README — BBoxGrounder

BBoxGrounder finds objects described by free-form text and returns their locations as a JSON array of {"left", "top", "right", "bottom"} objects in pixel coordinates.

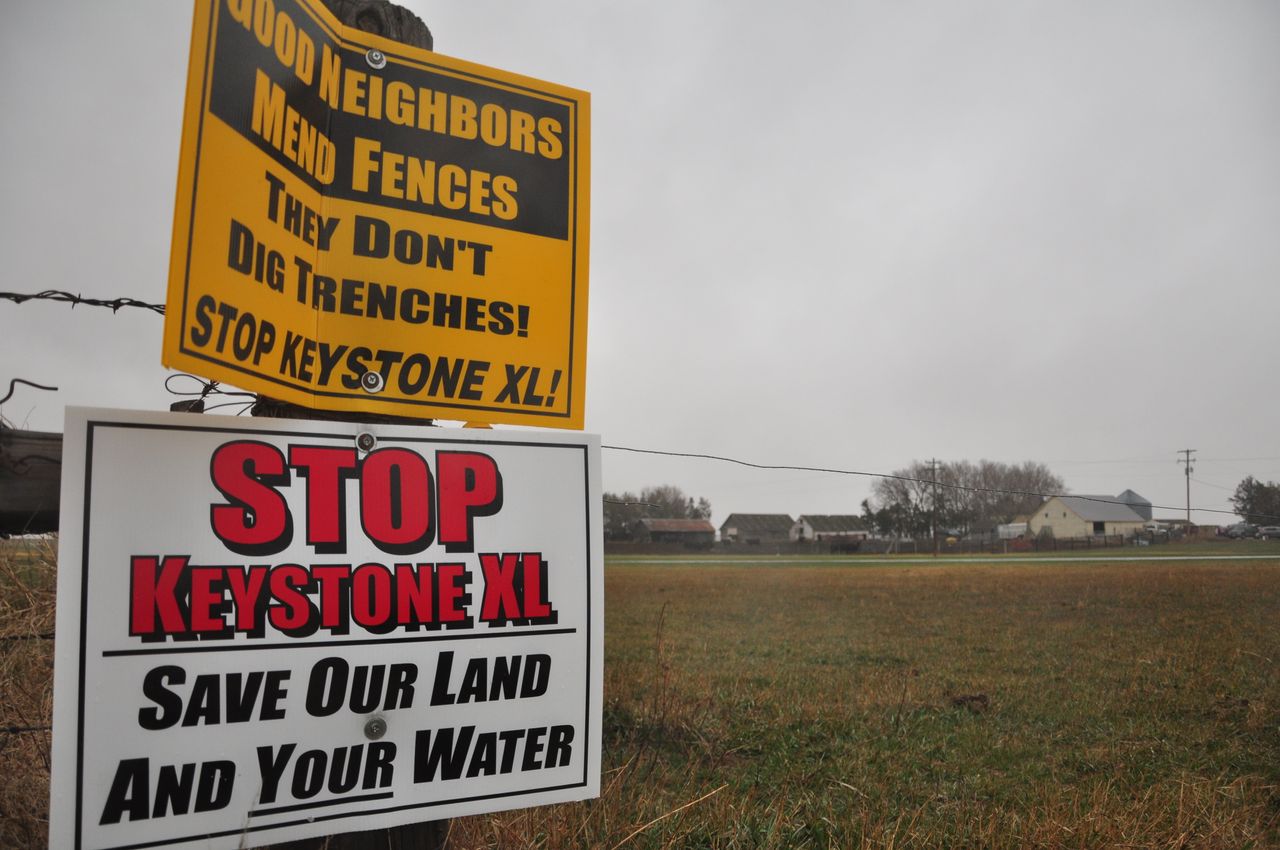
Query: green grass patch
[
  {"left": 607, "top": 536, "right": 1280, "bottom": 564},
  {"left": 0, "top": 537, "right": 56, "bottom": 849}
]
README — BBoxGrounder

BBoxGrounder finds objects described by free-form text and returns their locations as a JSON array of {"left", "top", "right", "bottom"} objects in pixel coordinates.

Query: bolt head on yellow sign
[{"left": 164, "top": 0, "right": 590, "bottom": 428}]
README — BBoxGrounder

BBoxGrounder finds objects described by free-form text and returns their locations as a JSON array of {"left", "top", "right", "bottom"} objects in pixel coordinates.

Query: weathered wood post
[{"left": 261, "top": 4, "right": 447, "bottom": 848}]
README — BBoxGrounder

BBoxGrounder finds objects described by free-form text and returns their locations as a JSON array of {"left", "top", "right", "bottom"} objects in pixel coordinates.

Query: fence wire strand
[
  {"left": 0, "top": 378, "right": 58, "bottom": 408},
  {"left": 0, "top": 290, "right": 164, "bottom": 315}
]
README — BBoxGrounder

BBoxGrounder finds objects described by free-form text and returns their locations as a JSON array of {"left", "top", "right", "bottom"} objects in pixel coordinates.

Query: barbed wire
[{"left": 0, "top": 290, "right": 164, "bottom": 314}]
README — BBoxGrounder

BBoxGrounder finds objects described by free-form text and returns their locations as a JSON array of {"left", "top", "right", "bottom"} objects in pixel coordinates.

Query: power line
[
  {"left": 1046, "top": 455, "right": 1173, "bottom": 465},
  {"left": 1191, "top": 477, "right": 1237, "bottom": 493}
]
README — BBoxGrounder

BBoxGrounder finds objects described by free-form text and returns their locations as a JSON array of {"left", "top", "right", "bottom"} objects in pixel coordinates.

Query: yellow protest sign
[{"left": 164, "top": 0, "right": 590, "bottom": 428}]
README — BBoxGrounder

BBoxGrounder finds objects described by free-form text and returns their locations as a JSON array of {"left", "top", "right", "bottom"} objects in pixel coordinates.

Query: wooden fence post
[{"left": 261, "top": 4, "right": 448, "bottom": 848}]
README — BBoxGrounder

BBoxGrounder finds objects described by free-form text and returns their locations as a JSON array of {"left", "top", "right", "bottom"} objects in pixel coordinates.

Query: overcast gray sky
[{"left": 3, "top": 1, "right": 1279, "bottom": 526}]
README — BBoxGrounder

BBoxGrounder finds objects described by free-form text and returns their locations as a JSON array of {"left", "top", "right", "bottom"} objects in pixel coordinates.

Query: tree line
[
  {"left": 598, "top": 468, "right": 1280, "bottom": 545},
  {"left": 1229, "top": 476, "right": 1280, "bottom": 525},
  {"left": 603, "top": 485, "right": 711, "bottom": 541},
  {"left": 862, "top": 460, "right": 1063, "bottom": 538}
]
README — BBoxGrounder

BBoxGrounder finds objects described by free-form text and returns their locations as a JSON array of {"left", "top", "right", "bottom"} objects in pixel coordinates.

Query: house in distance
[
  {"left": 790, "top": 515, "right": 871, "bottom": 543},
  {"left": 719, "top": 514, "right": 794, "bottom": 545},
  {"left": 631, "top": 518, "right": 716, "bottom": 547}
]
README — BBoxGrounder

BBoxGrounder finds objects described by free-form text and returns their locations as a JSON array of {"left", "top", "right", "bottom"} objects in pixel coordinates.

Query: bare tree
[
  {"left": 603, "top": 485, "right": 711, "bottom": 541},
  {"left": 867, "top": 460, "right": 1063, "bottom": 537}
]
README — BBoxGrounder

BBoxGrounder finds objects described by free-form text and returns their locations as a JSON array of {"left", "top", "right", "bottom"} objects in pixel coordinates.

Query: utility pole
[
  {"left": 929, "top": 458, "right": 940, "bottom": 557},
  {"left": 1177, "top": 449, "right": 1196, "bottom": 526}
]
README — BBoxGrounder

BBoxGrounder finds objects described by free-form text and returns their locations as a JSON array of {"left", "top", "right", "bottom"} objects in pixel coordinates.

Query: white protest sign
[{"left": 51, "top": 407, "right": 602, "bottom": 849}]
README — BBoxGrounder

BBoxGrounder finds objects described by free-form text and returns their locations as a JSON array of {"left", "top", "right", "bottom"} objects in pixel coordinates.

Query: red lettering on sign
[
  {"left": 351, "top": 563, "right": 394, "bottom": 628},
  {"left": 128, "top": 559, "right": 477, "bottom": 639},
  {"left": 436, "top": 563, "right": 471, "bottom": 624},
  {"left": 130, "top": 555, "right": 191, "bottom": 637},
  {"left": 206, "top": 442, "right": 505, "bottom": 558},
  {"left": 189, "top": 567, "right": 227, "bottom": 633},
  {"left": 224, "top": 566, "right": 268, "bottom": 632},
  {"left": 268, "top": 563, "right": 311, "bottom": 631},
  {"left": 437, "top": 452, "right": 502, "bottom": 552},
  {"left": 311, "top": 564, "right": 352, "bottom": 629},
  {"left": 210, "top": 442, "right": 292, "bottom": 555},
  {"left": 361, "top": 448, "right": 434, "bottom": 554},
  {"left": 289, "top": 445, "right": 358, "bottom": 553},
  {"left": 477, "top": 552, "right": 556, "bottom": 626},
  {"left": 478, "top": 553, "right": 519, "bottom": 622},
  {"left": 521, "top": 553, "right": 554, "bottom": 619}
]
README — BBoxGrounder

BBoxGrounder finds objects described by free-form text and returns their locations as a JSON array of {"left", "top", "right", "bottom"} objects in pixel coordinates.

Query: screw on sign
[
  {"left": 258, "top": 5, "right": 445, "bottom": 850},
  {"left": 360, "top": 369, "right": 385, "bottom": 394}
]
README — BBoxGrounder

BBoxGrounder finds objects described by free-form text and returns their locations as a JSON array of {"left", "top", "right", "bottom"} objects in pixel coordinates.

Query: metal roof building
[{"left": 1029, "top": 492, "right": 1148, "bottom": 538}]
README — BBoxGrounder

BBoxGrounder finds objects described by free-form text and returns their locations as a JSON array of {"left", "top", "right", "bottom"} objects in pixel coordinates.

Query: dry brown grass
[
  {"left": 0, "top": 538, "right": 55, "bottom": 848},
  {"left": 447, "top": 558, "right": 1280, "bottom": 848},
  {"left": 5, "top": 548, "right": 1280, "bottom": 848}
]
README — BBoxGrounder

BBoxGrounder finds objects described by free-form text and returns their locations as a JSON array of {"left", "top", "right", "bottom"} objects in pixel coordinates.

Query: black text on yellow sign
[{"left": 164, "top": 0, "right": 590, "bottom": 427}]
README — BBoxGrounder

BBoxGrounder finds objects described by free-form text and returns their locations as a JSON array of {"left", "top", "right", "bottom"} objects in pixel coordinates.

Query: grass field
[
  {"left": 459, "top": 551, "right": 1280, "bottom": 848},
  {"left": 3, "top": 542, "right": 1279, "bottom": 848},
  {"left": 0, "top": 538, "right": 55, "bottom": 850}
]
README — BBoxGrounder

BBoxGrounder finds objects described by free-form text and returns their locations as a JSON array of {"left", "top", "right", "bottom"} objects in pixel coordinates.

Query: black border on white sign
[{"left": 73, "top": 417, "right": 595, "bottom": 850}]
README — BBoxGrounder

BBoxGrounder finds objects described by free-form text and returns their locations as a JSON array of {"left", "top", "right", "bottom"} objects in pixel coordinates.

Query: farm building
[
  {"left": 631, "top": 518, "right": 716, "bottom": 546},
  {"left": 791, "top": 515, "right": 871, "bottom": 542},
  {"left": 719, "top": 513, "right": 794, "bottom": 545},
  {"left": 1029, "top": 493, "right": 1147, "bottom": 538},
  {"left": 1116, "top": 489, "right": 1153, "bottom": 521}
]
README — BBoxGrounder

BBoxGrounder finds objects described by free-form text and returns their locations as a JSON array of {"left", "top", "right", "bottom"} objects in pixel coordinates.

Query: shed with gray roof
[
  {"left": 1029, "top": 492, "right": 1148, "bottom": 538},
  {"left": 791, "top": 515, "right": 871, "bottom": 542},
  {"left": 719, "top": 513, "right": 794, "bottom": 545}
]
